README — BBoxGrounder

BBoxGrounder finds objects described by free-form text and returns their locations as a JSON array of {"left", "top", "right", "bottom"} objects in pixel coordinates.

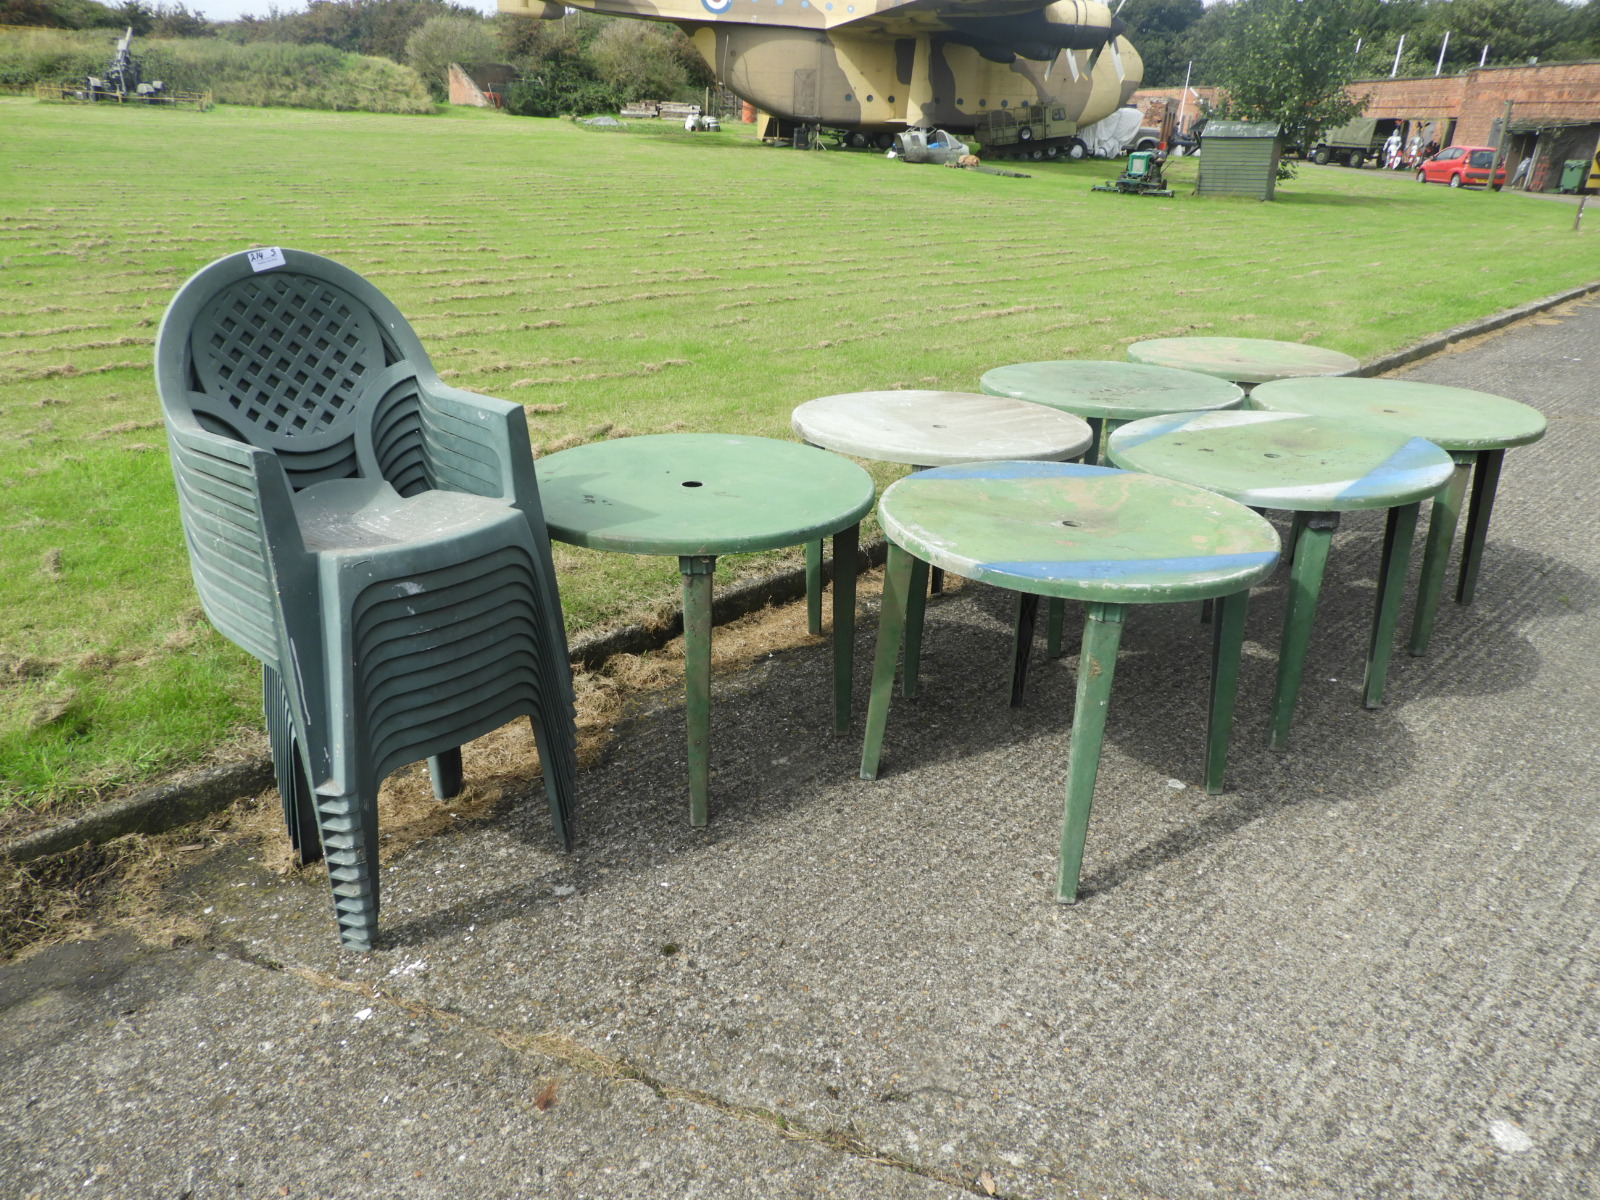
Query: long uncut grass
[
  {"left": 0, "top": 28, "right": 433, "bottom": 112},
  {"left": 3, "top": 97, "right": 1599, "bottom": 804}
]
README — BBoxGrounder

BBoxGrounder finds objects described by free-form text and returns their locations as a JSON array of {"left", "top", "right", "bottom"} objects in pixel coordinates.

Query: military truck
[
  {"left": 1304, "top": 117, "right": 1395, "bottom": 168},
  {"left": 976, "top": 104, "right": 1089, "bottom": 161}
]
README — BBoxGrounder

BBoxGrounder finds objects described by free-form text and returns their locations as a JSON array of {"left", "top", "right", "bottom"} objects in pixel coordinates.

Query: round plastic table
[
  {"left": 979, "top": 360, "right": 1244, "bottom": 463},
  {"left": 1107, "top": 410, "right": 1455, "bottom": 749},
  {"left": 793, "top": 389, "right": 1094, "bottom": 688},
  {"left": 1250, "top": 376, "right": 1547, "bottom": 654},
  {"left": 859, "top": 461, "right": 1280, "bottom": 904},
  {"left": 1127, "top": 337, "right": 1359, "bottom": 387},
  {"left": 537, "top": 434, "right": 875, "bottom": 826}
]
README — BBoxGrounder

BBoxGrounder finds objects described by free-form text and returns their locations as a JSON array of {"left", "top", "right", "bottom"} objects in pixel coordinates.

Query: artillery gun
[{"left": 84, "top": 27, "right": 164, "bottom": 102}]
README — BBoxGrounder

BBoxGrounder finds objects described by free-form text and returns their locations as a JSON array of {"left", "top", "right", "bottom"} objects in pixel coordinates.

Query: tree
[
  {"left": 1206, "top": 0, "right": 1367, "bottom": 162},
  {"left": 585, "top": 19, "right": 704, "bottom": 100},
  {"left": 406, "top": 13, "right": 496, "bottom": 95},
  {"left": 1118, "top": 0, "right": 1205, "bottom": 88}
]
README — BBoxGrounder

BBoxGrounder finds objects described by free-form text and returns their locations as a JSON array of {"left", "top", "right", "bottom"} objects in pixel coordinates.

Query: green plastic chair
[{"left": 156, "top": 248, "right": 578, "bottom": 951}]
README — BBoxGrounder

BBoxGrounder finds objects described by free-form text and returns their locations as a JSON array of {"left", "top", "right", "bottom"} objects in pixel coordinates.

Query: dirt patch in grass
[{"left": 0, "top": 573, "right": 905, "bottom": 962}]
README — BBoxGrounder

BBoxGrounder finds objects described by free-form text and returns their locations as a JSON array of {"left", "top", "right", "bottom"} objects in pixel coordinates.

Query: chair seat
[{"left": 293, "top": 478, "right": 517, "bottom": 553}]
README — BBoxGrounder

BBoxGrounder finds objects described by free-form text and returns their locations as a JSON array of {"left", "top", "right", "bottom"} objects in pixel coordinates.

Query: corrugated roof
[{"left": 1205, "top": 121, "right": 1282, "bottom": 138}]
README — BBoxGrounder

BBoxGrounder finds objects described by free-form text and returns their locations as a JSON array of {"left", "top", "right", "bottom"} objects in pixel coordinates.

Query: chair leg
[
  {"left": 680, "top": 554, "right": 717, "bottom": 828},
  {"left": 860, "top": 543, "right": 916, "bottom": 780},
  {"left": 1056, "top": 602, "right": 1126, "bottom": 904},
  {"left": 1269, "top": 511, "right": 1337, "bottom": 751},
  {"left": 527, "top": 710, "right": 575, "bottom": 851},
  {"left": 902, "top": 555, "right": 930, "bottom": 700},
  {"left": 1011, "top": 592, "right": 1040, "bottom": 707},
  {"left": 1363, "top": 502, "right": 1419, "bottom": 710},
  {"left": 831, "top": 523, "right": 859, "bottom": 732},
  {"left": 428, "top": 748, "right": 464, "bottom": 800},
  {"left": 805, "top": 539, "right": 824, "bottom": 636},
  {"left": 264, "top": 665, "right": 321, "bottom": 865},
  {"left": 313, "top": 782, "right": 380, "bottom": 952},
  {"left": 1205, "top": 589, "right": 1251, "bottom": 795},
  {"left": 1456, "top": 447, "right": 1503, "bottom": 606},
  {"left": 1409, "top": 455, "right": 1472, "bottom": 656}
]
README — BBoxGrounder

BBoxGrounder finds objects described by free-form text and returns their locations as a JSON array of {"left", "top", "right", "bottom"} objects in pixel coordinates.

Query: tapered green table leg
[
  {"left": 1057, "top": 602, "right": 1126, "bottom": 904},
  {"left": 903, "top": 555, "right": 930, "bottom": 700},
  {"left": 860, "top": 543, "right": 917, "bottom": 780},
  {"left": 1409, "top": 456, "right": 1472, "bottom": 656},
  {"left": 680, "top": 554, "right": 716, "bottom": 827},
  {"left": 805, "top": 539, "right": 823, "bottom": 636},
  {"left": 1084, "top": 416, "right": 1105, "bottom": 465},
  {"left": 1010, "top": 592, "right": 1039, "bottom": 707},
  {"left": 1269, "top": 512, "right": 1337, "bottom": 751},
  {"left": 1363, "top": 501, "right": 1418, "bottom": 710},
  {"left": 1457, "top": 447, "right": 1503, "bottom": 606},
  {"left": 1047, "top": 598, "right": 1065, "bottom": 658},
  {"left": 1204, "top": 589, "right": 1250, "bottom": 795},
  {"left": 831, "top": 523, "right": 859, "bottom": 731}
]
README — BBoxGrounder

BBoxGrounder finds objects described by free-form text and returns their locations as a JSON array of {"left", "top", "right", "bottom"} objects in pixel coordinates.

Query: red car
[{"left": 1416, "top": 146, "right": 1506, "bottom": 189}]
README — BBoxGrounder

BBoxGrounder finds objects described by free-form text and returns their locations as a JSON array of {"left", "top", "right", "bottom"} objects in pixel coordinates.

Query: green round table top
[
  {"left": 536, "top": 434, "right": 875, "bottom": 556},
  {"left": 1249, "top": 376, "right": 1548, "bottom": 452},
  {"left": 1127, "top": 337, "right": 1359, "bottom": 385},
  {"left": 979, "top": 360, "right": 1244, "bottom": 420},
  {"left": 877, "top": 461, "right": 1280, "bottom": 604},
  {"left": 1106, "top": 410, "right": 1456, "bottom": 512}
]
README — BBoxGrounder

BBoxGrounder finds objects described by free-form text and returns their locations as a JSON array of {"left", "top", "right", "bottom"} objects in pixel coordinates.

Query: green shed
[{"left": 1197, "top": 121, "right": 1283, "bottom": 200}]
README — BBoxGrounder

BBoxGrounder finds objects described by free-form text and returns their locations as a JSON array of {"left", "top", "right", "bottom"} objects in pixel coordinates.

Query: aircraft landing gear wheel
[
  {"left": 847, "top": 131, "right": 869, "bottom": 149},
  {"left": 875, "top": 132, "right": 895, "bottom": 151},
  {"left": 1064, "top": 138, "right": 1087, "bottom": 161}
]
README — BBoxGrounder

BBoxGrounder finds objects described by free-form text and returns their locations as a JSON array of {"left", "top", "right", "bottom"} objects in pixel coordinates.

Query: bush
[{"left": 404, "top": 13, "right": 495, "bottom": 97}]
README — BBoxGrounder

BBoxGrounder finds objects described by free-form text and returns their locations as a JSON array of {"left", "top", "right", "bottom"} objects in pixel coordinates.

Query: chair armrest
[
  {"left": 416, "top": 379, "right": 543, "bottom": 512},
  {"left": 164, "top": 418, "right": 328, "bottom": 760}
]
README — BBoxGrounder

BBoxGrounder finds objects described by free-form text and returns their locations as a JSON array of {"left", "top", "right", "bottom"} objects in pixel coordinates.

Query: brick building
[{"left": 1133, "top": 60, "right": 1600, "bottom": 192}]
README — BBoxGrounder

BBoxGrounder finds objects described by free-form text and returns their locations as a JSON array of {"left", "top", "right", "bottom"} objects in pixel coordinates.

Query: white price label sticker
[{"left": 246, "top": 246, "right": 286, "bottom": 273}]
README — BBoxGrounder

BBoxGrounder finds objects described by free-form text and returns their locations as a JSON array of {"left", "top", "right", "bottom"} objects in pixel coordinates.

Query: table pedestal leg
[
  {"left": 805, "top": 540, "right": 823, "bottom": 635},
  {"left": 1057, "top": 602, "right": 1126, "bottom": 904},
  {"left": 832, "top": 523, "right": 859, "bottom": 732},
  {"left": 1011, "top": 592, "right": 1039, "bottom": 707},
  {"left": 1457, "top": 447, "right": 1503, "bottom": 605},
  {"left": 903, "top": 556, "right": 930, "bottom": 699},
  {"left": 1084, "top": 417, "right": 1105, "bottom": 465},
  {"left": 1205, "top": 589, "right": 1250, "bottom": 795},
  {"left": 1363, "top": 502, "right": 1419, "bottom": 709},
  {"left": 1047, "top": 598, "right": 1065, "bottom": 658},
  {"left": 1269, "top": 511, "right": 1337, "bottom": 751},
  {"left": 680, "top": 554, "right": 716, "bottom": 827},
  {"left": 1409, "top": 455, "right": 1473, "bottom": 656},
  {"left": 860, "top": 543, "right": 917, "bottom": 780}
]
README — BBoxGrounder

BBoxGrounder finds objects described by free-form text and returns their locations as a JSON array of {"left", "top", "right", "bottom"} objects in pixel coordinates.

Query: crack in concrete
[{"left": 215, "top": 940, "right": 1016, "bottom": 1198}]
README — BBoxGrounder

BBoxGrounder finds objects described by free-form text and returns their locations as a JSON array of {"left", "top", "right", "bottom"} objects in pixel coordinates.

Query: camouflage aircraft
[{"left": 498, "top": 0, "right": 1144, "bottom": 146}]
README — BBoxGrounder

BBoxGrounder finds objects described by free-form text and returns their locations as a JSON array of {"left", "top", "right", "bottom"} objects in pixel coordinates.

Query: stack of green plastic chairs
[{"left": 155, "top": 248, "right": 578, "bottom": 951}]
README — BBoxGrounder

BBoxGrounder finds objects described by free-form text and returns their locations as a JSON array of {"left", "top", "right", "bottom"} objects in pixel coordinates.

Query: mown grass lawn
[{"left": 3, "top": 96, "right": 1598, "bottom": 806}]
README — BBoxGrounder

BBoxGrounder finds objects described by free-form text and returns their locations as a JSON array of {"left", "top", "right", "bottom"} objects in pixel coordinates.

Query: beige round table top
[
  {"left": 791, "top": 390, "right": 1093, "bottom": 467},
  {"left": 1128, "top": 337, "right": 1360, "bottom": 385}
]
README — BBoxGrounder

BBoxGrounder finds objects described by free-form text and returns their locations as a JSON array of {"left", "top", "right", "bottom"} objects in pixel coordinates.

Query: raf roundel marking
[{"left": 701, "top": 0, "right": 732, "bottom": 13}]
